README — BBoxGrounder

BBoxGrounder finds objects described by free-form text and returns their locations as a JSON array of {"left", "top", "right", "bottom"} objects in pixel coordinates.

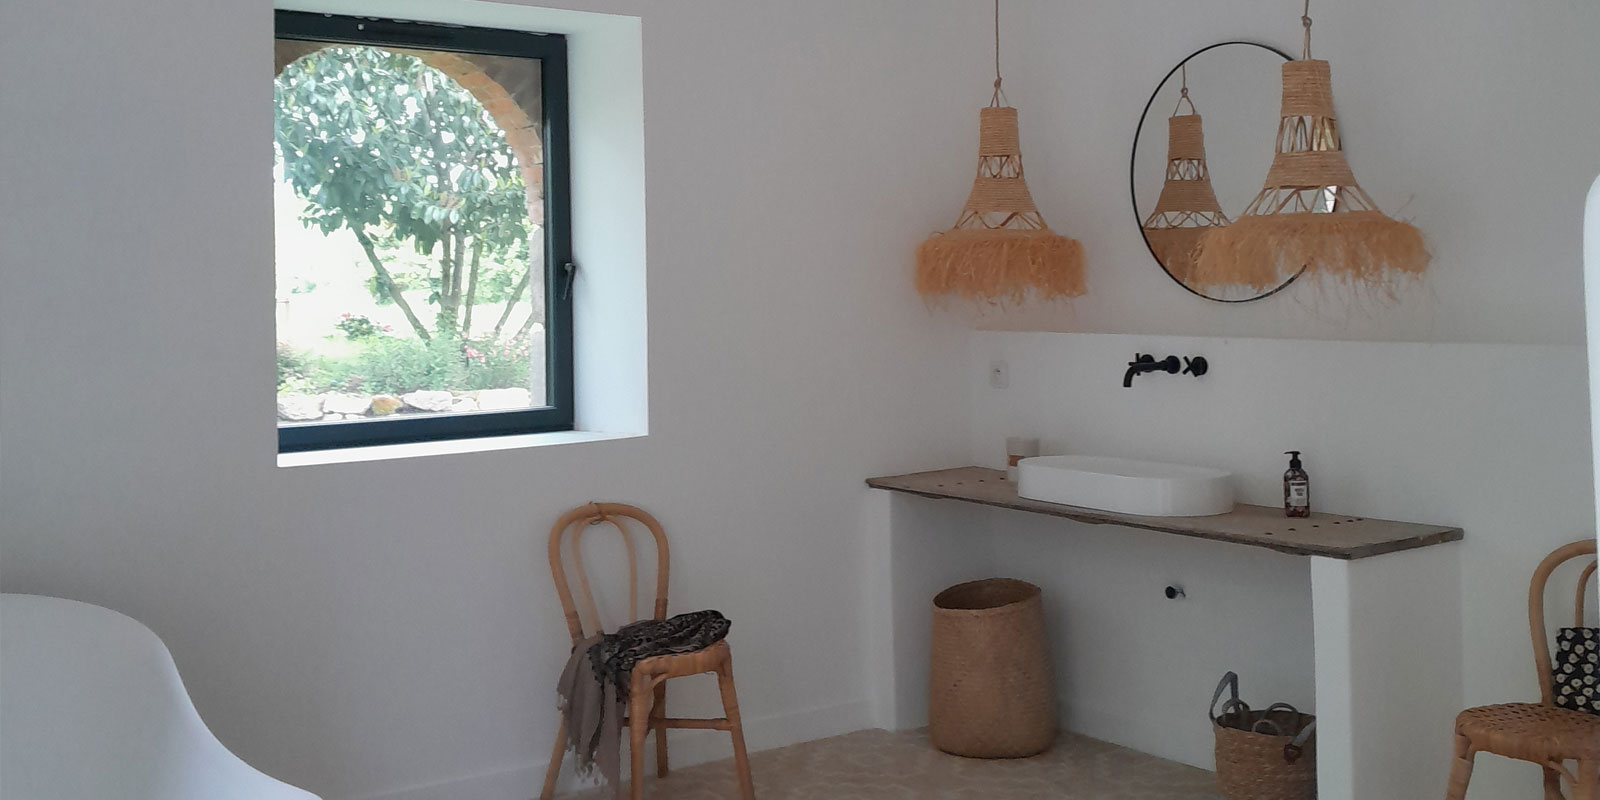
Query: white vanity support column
[
  {"left": 1583, "top": 171, "right": 1600, "bottom": 559},
  {"left": 863, "top": 490, "right": 999, "bottom": 731},
  {"left": 1311, "top": 545, "right": 1463, "bottom": 800}
]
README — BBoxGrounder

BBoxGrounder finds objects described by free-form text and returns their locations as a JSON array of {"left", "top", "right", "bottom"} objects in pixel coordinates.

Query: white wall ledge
[{"left": 277, "top": 429, "right": 643, "bottom": 468}]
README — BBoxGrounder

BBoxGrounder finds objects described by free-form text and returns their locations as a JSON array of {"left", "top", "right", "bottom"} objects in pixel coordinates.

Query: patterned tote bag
[{"left": 1553, "top": 627, "right": 1599, "bottom": 716}]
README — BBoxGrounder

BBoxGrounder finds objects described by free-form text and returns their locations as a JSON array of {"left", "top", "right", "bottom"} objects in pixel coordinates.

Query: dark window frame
[{"left": 274, "top": 10, "right": 574, "bottom": 453}]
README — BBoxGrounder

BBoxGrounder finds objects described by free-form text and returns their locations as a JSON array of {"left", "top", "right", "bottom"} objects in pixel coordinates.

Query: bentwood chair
[
  {"left": 539, "top": 503, "right": 755, "bottom": 800},
  {"left": 1445, "top": 539, "right": 1599, "bottom": 800}
]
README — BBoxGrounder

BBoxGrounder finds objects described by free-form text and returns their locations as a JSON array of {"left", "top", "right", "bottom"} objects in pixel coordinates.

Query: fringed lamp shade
[
  {"left": 1191, "top": 59, "right": 1428, "bottom": 290},
  {"left": 1142, "top": 112, "right": 1229, "bottom": 285},
  {"left": 916, "top": 106, "right": 1085, "bottom": 304}
]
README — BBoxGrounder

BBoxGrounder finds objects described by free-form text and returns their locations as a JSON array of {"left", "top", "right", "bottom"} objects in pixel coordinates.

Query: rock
[
  {"left": 322, "top": 413, "right": 344, "bottom": 421},
  {"left": 323, "top": 394, "right": 372, "bottom": 416},
  {"left": 369, "top": 395, "right": 403, "bottom": 416},
  {"left": 401, "top": 390, "right": 455, "bottom": 413},
  {"left": 277, "top": 394, "right": 323, "bottom": 421},
  {"left": 451, "top": 397, "right": 479, "bottom": 413},
  {"left": 477, "top": 387, "right": 532, "bottom": 411}
]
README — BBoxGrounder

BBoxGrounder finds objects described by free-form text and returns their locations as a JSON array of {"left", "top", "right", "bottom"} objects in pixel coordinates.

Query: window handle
[{"left": 561, "top": 262, "right": 577, "bottom": 300}]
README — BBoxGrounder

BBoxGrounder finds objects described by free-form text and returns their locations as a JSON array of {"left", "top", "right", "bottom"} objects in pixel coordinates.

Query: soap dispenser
[{"left": 1284, "top": 451, "right": 1310, "bottom": 518}]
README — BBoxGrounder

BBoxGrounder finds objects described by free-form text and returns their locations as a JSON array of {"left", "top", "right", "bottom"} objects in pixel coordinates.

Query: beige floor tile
[{"left": 562, "top": 729, "right": 1221, "bottom": 799}]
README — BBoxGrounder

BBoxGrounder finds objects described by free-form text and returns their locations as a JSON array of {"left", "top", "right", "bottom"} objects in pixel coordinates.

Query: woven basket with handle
[
  {"left": 929, "top": 578, "right": 1056, "bottom": 758},
  {"left": 1211, "top": 672, "right": 1317, "bottom": 800}
]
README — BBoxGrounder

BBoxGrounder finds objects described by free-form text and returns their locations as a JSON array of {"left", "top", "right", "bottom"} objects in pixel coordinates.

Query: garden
[{"left": 273, "top": 45, "right": 546, "bottom": 423}]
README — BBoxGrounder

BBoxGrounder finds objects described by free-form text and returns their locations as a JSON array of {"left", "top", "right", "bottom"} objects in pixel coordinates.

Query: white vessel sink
[{"left": 1016, "top": 455, "right": 1235, "bottom": 517}]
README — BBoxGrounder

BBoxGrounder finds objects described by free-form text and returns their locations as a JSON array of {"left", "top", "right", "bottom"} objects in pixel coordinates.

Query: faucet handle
[{"left": 1183, "top": 356, "right": 1209, "bottom": 377}]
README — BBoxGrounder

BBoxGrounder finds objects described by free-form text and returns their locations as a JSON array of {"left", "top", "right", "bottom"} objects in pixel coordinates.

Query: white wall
[
  {"left": 926, "top": 0, "right": 1598, "bottom": 795},
  {"left": 4, "top": 0, "right": 1595, "bottom": 798},
  {"left": 988, "top": 0, "right": 1600, "bottom": 345},
  {"left": 964, "top": 333, "right": 1592, "bottom": 792},
  {"left": 0, "top": 1, "right": 982, "bottom": 798}
]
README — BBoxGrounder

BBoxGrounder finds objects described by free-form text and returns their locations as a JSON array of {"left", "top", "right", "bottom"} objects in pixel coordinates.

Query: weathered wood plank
[{"left": 865, "top": 466, "right": 1462, "bottom": 560}]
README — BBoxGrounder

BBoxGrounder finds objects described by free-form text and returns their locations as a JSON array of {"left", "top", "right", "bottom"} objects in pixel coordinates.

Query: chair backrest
[
  {"left": 1530, "top": 539, "right": 1598, "bottom": 705},
  {"left": 0, "top": 594, "right": 319, "bottom": 800},
  {"left": 547, "top": 502, "right": 670, "bottom": 644}
]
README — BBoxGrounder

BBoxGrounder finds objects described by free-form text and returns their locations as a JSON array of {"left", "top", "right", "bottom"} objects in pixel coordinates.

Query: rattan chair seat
[
  {"left": 1456, "top": 703, "right": 1600, "bottom": 762},
  {"left": 632, "top": 639, "right": 731, "bottom": 681}
]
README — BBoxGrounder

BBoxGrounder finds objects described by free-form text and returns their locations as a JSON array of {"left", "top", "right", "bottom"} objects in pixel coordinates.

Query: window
[{"left": 274, "top": 11, "right": 572, "bottom": 452}]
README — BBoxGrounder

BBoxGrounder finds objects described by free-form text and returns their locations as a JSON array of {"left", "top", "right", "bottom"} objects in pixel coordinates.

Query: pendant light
[
  {"left": 1191, "top": 0, "right": 1429, "bottom": 291},
  {"left": 915, "top": 0, "right": 1085, "bottom": 304},
  {"left": 1142, "top": 66, "right": 1230, "bottom": 286}
]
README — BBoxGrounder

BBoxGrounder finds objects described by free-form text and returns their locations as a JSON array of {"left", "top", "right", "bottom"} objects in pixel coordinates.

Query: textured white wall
[
  {"left": 4, "top": 1, "right": 1596, "bottom": 798},
  {"left": 985, "top": 0, "right": 1600, "bottom": 345},
  {"left": 965, "top": 332, "right": 1592, "bottom": 795},
  {"left": 935, "top": 1, "right": 1599, "bottom": 794},
  {"left": 0, "top": 1, "right": 980, "bottom": 798}
]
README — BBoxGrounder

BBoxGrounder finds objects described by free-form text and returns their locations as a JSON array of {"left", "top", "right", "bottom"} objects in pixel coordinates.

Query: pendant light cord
[
  {"left": 1172, "top": 63, "right": 1197, "bottom": 116},
  {"left": 990, "top": 0, "right": 1008, "bottom": 107},
  {"left": 1301, "top": 0, "right": 1313, "bottom": 60}
]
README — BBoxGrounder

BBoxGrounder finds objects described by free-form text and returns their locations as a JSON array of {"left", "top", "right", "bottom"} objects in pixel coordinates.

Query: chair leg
[
  {"left": 1549, "top": 766, "right": 1572, "bottom": 800},
  {"left": 1572, "top": 760, "right": 1599, "bottom": 800},
  {"left": 629, "top": 680, "right": 652, "bottom": 800},
  {"left": 716, "top": 658, "right": 755, "bottom": 800},
  {"left": 1445, "top": 733, "right": 1474, "bottom": 800},
  {"left": 539, "top": 711, "right": 567, "bottom": 800},
  {"left": 652, "top": 682, "right": 669, "bottom": 778}
]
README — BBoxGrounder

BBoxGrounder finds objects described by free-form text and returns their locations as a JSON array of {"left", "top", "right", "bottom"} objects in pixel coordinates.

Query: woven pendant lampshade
[
  {"left": 1191, "top": 2, "right": 1428, "bottom": 291},
  {"left": 1142, "top": 74, "right": 1229, "bottom": 286},
  {"left": 915, "top": 2, "right": 1084, "bottom": 304}
]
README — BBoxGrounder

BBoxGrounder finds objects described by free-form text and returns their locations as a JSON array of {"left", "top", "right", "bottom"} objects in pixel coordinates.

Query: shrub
[
  {"left": 283, "top": 334, "right": 532, "bottom": 397},
  {"left": 459, "top": 336, "right": 533, "bottom": 391},
  {"left": 277, "top": 341, "right": 310, "bottom": 391},
  {"left": 335, "top": 313, "right": 390, "bottom": 340},
  {"left": 315, "top": 336, "right": 456, "bottom": 394}
]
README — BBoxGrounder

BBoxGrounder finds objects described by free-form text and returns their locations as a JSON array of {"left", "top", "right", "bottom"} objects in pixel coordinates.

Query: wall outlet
[{"left": 989, "top": 359, "right": 1009, "bottom": 389}]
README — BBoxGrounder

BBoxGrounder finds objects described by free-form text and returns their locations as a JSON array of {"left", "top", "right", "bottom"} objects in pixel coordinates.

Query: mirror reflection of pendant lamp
[
  {"left": 915, "top": 0, "right": 1085, "bottom": 305},
  {"left": 1191, "top": 0, "right": 1429, "bottom": 291},
  {"left": 1141, "top": 67, "right": 1230, "bottom": 286}
]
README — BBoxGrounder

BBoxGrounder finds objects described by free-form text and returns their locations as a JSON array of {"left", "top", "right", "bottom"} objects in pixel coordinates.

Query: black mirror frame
[{"left": 1130, "top": 41, "right": 1300, "bottom": 304}]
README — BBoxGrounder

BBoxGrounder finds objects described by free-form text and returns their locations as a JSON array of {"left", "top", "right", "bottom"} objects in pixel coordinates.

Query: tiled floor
[{"left": 564, "top": 728, "right": 1220, "bottom": 799}]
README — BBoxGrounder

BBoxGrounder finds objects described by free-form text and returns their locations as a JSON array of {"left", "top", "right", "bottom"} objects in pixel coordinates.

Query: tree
[{"left": 274, "top": 46, "right": 537, "bottom": 342}]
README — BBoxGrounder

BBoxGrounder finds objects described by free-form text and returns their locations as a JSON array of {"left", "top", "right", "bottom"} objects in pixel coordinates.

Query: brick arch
[{"left": 273, "top": 42, "right": 544, "bottom": 223}]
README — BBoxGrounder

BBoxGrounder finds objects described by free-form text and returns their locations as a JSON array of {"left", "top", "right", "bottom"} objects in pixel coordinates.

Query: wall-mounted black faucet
[{"left": 1123, "top": 353, "right": 1208, "bottom": 388}]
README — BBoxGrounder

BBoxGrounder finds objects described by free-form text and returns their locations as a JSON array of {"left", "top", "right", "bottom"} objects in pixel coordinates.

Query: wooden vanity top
[{"left": 865, "top": 467, "right": 1462, "bottom": 560}]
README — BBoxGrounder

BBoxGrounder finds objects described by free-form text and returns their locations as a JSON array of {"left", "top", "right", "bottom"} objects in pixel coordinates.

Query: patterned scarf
[{"left": 556, "top": 610, "right": 731, "bottom": 795}]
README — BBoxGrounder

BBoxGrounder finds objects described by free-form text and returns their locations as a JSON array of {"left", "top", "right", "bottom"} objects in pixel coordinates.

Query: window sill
[{"left": 276, "top": 429, "right": 643, "bottom": 468}]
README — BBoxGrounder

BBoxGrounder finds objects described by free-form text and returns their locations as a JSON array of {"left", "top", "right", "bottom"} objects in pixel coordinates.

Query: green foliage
[
  {"left": 274, "top": 46, "right": 538, "bottom": 338},
  {"left": 324, "top": 336, "right": 468, "bottom": 395},
  {"left": 277, "top": 341, "right": 311, "bottom": 392},
  {"left": 291, "top": 335, "right": 531, "bottom": 396},
  {"left": 458, "top": 337, "right": 534, "bottom": 391},
  {"left": 335, "top": 313, "right": 389, "bottom": 340}
]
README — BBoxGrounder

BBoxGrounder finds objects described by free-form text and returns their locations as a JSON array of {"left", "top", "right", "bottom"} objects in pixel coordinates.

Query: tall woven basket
[
  {"left": 930, "top": 578, "right": 1056, "bottom": 758},
  {"left": 1210, "top": 672, "right": 1317, "bottom": 800}
]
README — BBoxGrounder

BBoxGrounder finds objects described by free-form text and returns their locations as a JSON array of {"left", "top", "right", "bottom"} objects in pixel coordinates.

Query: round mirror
[{"left": 1132, "top": 42, "right": 1297, "bottom": 302}]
